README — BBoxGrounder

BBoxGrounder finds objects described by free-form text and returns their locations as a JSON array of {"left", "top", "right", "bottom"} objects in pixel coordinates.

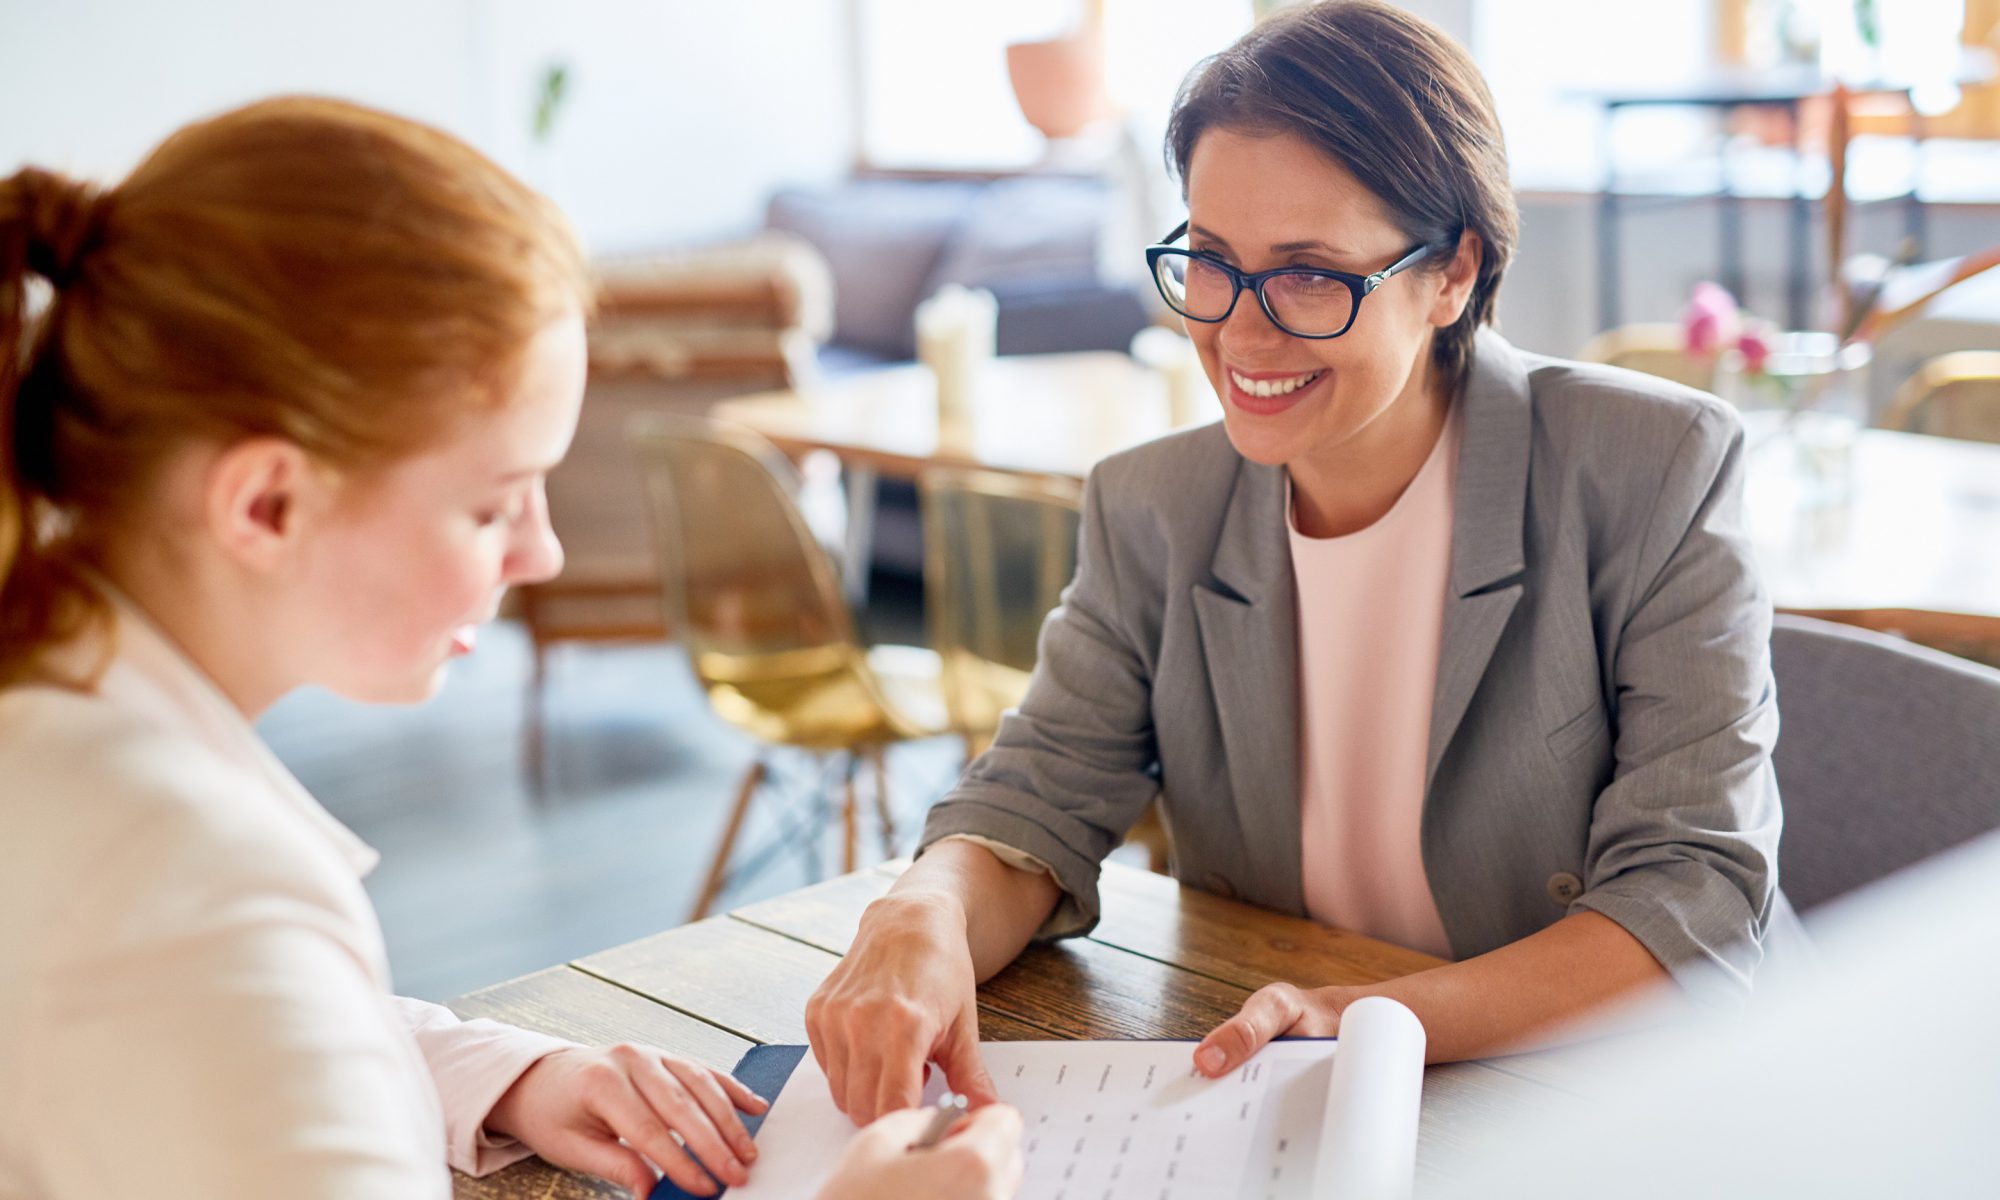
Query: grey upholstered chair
[{"left": 1771, "top": 615, "right": 2000, "bottom": 914}]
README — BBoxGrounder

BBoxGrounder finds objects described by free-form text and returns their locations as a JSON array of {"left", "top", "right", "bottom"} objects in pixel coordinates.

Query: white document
[{"left": 728, "top": 996, "right": 1425, "bottom": 1200}]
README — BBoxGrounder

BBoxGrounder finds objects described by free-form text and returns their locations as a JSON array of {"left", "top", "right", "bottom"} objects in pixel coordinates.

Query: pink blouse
[{"left": 1288, "top": 406, "right": 1462, "bottom": 960}]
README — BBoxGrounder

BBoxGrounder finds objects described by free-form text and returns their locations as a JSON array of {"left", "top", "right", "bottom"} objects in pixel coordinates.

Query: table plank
[
  {"left": 454, "top": 868, "right": 1575, "bottom": 1199},
  {"left": 577, "top": 916, "right": 841, "bottom": 1045},
  {"left": 731, "top": 864, "right": 1258, "bottom": 1040},
  {"left": 978, "top": 939, "right": 1251, "bottom": 1041},
  {"left": 455, "top": 1160, "right": 620, "bottom": 1200},
  {"left": 857, "top": 858, "right": 1446, "bottom": 991},
  {"left": 728, "top": 868, "right": 894, "bottom": 955},
  {"left": 450, "top": 966, "right": 754, "bottom": 1071},
  {"left": 1092, "top": 863, "right": 1446, "bottom": 989},
  {"left": 448, "top": 968, "right": 752, "bottom": 1200}
]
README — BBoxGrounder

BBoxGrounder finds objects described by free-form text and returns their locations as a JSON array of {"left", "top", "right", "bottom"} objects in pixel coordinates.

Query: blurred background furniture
[
  {"left": 765, "top": 175, "right": 1151, "bottom": 375},
  {"left": 913, "top": 466, "right": 1174, "bottom": 872},
  {"left": 517, "top": 236, "right": 832, "bottom": 789},
  {"left": 763, "top": 175, "right": 1154, "bottom": 580},
  {"left": 1853, "top": 250, "right": 2000, "bottom": 416},
  {"left": 628, "top": 413, "right": 945, "bottom": 920},
  {"left": 1738, "top": 409, "right": 2000, "bottom": 664},
  {"left": 1586, "top": 70, "right": 1941, "bottom": 332},
  {"left": 725, "top": 350, "right": 2000, "bottom": 668},
  {"left": 714, "top": 351, "right": 1204, "bottom": 482},
  {"left": 1769, "top": 615, "right": 2000, "bottom": 915},
  {"left": 1576, "top": 323, "right": 1722, "bottom": 390},
  {"left": 918, "top": 467, "right": 1082, "bottom": 759},
  {"left": 1882, "top": 349, "right": 2000, "bottom": 441}
]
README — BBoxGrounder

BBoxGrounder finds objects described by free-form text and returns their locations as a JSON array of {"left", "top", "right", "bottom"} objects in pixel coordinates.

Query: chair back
[
  {"left": 1771, "top": 615, "right": 2000, "bottom": 912},
  {"left": 1880, "top": 351, "right": 2000, "bottom": 445},
  {"left": 628, "top": 413, "right": 895, "bottom": 746},
  {"left": 1577, "top": 323, "right": 1717, "bottom": 392},
  {"left": 918, "top": 468, "right": 1083, "bottom": 749}
]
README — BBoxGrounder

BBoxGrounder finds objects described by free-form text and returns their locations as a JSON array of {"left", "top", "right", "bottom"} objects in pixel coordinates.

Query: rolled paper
[{"left": 1312, "top": 996, "right": 1427, "bottom": 1200}]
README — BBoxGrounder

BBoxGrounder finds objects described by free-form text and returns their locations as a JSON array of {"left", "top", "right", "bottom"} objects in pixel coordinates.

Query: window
[{"left": 854, "top": 0, "right": 1253, "bottom": 171}]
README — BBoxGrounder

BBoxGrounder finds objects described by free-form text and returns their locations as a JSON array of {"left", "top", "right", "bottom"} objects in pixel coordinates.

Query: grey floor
[{"left": 258, "top": 612, "right": 966, "bottom": 1001}]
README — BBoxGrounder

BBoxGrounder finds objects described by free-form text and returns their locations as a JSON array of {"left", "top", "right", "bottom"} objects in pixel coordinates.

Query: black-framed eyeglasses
[{"left": 1144, "top": 220, "right": 1435, "bottom": 340}]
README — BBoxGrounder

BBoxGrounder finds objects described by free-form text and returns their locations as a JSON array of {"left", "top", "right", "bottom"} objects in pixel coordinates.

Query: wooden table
[
  {"left": 448, "top": 860, "right": 1572, "bottom": 1198},
  {"left": 716, "top": 353, "right": 2000, "bottom": 644}
]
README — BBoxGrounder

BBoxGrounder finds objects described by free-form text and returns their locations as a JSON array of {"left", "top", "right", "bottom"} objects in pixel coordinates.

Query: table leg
[
  {"left": 1596, "top": 107, "right": 1621, "bottom": 331},
  {"left": 1905, "top": 104, "right": 1928, "bottom": 255},
  {"left": 1719, "top": 128, "right": 1747, "bottom": 308},
  {"left": 842, "top": 463, "right": 877, "bottom": 609},
  {"left": 1789, "top": 99, "right": 1812, "bottom": 330}
]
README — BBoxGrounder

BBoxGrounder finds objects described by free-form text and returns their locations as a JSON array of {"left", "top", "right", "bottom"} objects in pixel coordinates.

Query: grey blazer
[{"left": 919, "top": 328, "right": 1796, "bottom": 994}]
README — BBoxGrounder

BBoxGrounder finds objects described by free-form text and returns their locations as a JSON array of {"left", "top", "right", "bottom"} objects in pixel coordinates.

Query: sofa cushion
[
  {"left": 766, "top": 181, "right": 980, "bottom": 359},
  {"left": 925, "top": 175, "right": 1110, "bottom": 295}
]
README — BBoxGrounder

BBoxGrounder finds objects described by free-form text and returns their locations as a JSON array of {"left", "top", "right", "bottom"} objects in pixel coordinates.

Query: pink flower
[
  {"left": 1682, "top": 282, "right": 1739, "bottom": 356},
  {"left": 1736, "top": 322, "right": 1774, "bottom": 374}
]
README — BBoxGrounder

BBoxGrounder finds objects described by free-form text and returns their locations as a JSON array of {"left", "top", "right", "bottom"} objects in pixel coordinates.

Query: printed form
[{"left": 726, "top": 997, "right": 1425, "bottom": 1200}]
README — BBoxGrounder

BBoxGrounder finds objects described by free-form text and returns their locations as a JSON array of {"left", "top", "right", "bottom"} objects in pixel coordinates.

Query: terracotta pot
[{"left": 1005, "top": 30, "right": 1109, "bottom": 140}]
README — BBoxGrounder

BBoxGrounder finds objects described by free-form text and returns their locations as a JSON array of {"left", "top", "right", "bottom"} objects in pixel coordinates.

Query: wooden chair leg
[
  {"left": 867, "top": 745, "right": 897, "bottom": 858},
  {"left": 691, "top": 758, "right": 766, "bottom": 921},
  {"left": 841, "top": 754, "right": 860, "bottom": 874}
]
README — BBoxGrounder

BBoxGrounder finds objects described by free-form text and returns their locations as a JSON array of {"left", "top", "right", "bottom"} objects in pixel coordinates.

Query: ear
[
  {"left": 200, "top": 438, "right": 328, "bottom": 571},
  {"left": 1427, "top": 230, "right": 1484, "bottom": 329}
]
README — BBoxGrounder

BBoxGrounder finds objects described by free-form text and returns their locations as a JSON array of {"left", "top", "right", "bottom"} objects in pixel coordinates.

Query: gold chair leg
[
  {"left": 842, "top": 756, "right": 860, "bottom": 874},
  {"left": 866, "top": 745, "right": 896, "bottom": 858},
  {"left": 691, "top": 758, "right": 766, "bottom": 921}
]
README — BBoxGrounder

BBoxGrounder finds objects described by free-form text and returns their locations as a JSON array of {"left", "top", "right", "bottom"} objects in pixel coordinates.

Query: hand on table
[
  {"left": 817, "top": 1104, "right": 1025, "bottom": 1200},
  {"left": 805, "top": 893, "right": 999, "bottom": 1124},
  {"left": 484, "top": 1043, "right": 768, "bottom": 1198},
  {"left": 1194, "top": 982, "right": 1357, "bottom": 1077}
]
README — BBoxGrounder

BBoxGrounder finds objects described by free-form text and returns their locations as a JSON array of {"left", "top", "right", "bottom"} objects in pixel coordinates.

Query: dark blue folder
[{"left": 650, "top": 1044, "right": 809, "bottom": 1200}]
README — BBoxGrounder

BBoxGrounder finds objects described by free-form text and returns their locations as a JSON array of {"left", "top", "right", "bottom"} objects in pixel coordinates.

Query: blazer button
[
  {"left": 1547, "top": 872, "right": 1584, "bottom": 904},
  {"left": 1204, "top": 872, "right": 1238, "bottom": 901}
]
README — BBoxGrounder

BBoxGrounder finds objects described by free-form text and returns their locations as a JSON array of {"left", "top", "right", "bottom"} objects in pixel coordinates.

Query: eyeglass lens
[{"left": 1152, "top": 253, "right": 1354, "bottom": 337}]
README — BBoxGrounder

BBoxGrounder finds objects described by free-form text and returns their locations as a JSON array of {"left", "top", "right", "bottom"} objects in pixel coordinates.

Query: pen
[{"left": 909, "top": 1092, "right": 969, "bottom": 1150}]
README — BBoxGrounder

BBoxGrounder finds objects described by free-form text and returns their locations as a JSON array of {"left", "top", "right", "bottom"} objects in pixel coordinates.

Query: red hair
[{"left": 0, "top": 96, "right": 590, "bottom": 685}]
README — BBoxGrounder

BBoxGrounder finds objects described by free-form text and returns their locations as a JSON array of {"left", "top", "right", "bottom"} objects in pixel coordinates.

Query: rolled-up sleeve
[
  {"left": 391, "top": 996, "right": 574, "bottom": 1177},
  {"left": 1573, "top": 403, "right": 1782, "bottom": 996},
  {"left": 918, "top": 461, "right": 1162, "bottom": 939}
]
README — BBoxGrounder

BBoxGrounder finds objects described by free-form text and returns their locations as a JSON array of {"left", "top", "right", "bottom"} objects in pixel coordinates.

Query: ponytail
[{"left": 0, "top": 168, "right": 114, "bottom": 687}]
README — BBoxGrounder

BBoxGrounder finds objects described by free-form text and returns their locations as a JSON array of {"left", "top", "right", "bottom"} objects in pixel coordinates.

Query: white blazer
[{"left": 0, "top": 597, "right": 575, "bottom": 1198}]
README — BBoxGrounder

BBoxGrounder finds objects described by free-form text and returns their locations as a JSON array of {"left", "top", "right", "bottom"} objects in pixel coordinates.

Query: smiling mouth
[{"left": 1229, "top": 368, "right": 1326, "bottom": 398}]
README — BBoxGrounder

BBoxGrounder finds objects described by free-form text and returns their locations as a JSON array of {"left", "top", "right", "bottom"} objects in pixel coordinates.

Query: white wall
[{"left": 0, "top": 0, "right": 857, "bottom": 252}]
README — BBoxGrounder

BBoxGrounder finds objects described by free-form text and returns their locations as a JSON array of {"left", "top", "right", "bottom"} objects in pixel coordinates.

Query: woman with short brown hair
[{"left": 809, "top": 0, "right": 1799, "bottom": 1122}]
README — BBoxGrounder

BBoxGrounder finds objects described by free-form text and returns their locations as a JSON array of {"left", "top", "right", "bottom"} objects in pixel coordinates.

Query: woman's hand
[
  {"left": 1194, "top": 982, "right": 1357, "bottom": 1077},
  {"left": 806, "top": 892, "right": 999, "bottom": 1125},
  {"left": 816, "top": 1104, "right": 1025, "bottom": 1200},
  {"left": 484, "top": 1044, "right": 768, "bottom": 1198}
]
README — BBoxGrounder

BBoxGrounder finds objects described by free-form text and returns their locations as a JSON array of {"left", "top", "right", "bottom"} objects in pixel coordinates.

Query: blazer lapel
[
  {"left": 1191, "top": 458, "right": 1304, "bottom": 914},
  {"left": 1427, "top": 328, "right": 1533, "bottom": 790}
]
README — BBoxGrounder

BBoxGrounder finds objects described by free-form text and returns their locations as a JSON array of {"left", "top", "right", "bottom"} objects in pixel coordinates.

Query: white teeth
[{"left": 1230, "top": 369, "right": 1323, "bottom": 398}]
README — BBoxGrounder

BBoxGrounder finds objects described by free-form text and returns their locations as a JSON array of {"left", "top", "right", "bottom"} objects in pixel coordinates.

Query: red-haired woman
[{"left": 0, "top": 98, "right": 1019, "bottom": 1200}]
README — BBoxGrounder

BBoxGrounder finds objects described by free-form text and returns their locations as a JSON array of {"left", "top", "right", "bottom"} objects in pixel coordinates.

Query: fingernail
[{"left": 1196, "top": 1046, "right": 1224, "bottom": 1073}]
